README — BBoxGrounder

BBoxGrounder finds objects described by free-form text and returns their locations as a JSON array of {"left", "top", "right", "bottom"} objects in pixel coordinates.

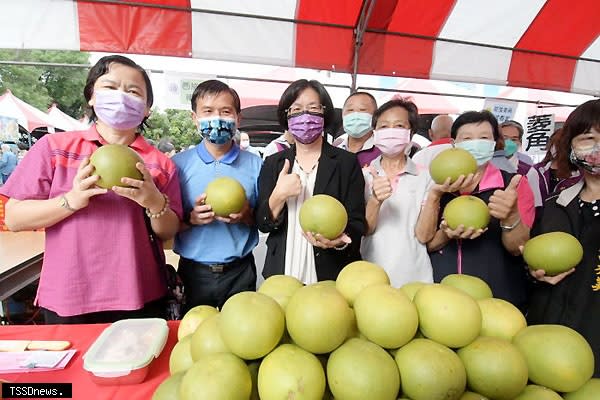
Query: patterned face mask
[
  {"left": 570, "top": 142, "right": 600, "bottom": 175},
  {"left": 197, "top": 117, "right": 236, "bottom": 145}
]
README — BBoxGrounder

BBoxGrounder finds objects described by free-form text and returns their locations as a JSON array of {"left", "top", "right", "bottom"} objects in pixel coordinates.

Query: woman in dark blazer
[{"left": 256, "top": 80, "right": 366, "bottom": 283}]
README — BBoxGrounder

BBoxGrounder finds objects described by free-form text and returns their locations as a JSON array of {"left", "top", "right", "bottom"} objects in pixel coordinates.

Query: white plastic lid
[{"left": 83, "top": 318, "right": 168, "bottom": 376}]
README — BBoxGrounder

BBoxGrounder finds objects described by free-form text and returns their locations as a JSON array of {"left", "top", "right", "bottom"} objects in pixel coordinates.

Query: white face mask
[{"left": 240, "top": 139, "right": 250, "bottom": 149}]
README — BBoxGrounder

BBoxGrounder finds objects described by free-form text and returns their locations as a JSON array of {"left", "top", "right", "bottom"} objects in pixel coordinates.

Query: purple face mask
[
  {"left": 93, "top": 90, "right": 147, "bottom": 130},
  {"left": 287, "top": 112, "right": 324, "bottom": 144}
]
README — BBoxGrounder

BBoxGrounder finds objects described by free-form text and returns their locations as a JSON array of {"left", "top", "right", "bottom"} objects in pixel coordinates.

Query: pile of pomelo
[{"left": 154, "top": 261, "right": 597, "bottom": 400}]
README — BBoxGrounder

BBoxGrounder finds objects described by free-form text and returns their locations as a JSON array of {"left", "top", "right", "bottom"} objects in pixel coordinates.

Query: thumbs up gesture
[
  {"left": 488, "top": 174, "right": 521, "bottom": 223},
  {"left": 369, "top": 166, "right": 393, "bottom": 203},
  {"left": 273, "top": 159, "right": 302, "bottom": 200}
]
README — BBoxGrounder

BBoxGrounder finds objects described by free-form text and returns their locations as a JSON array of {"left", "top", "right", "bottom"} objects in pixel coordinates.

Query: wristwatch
[
  {"left": 500, "top": 217, "right": 521, "bottom": 232},
  {"left": 59, "top": 195, "right": 77, "bottom": 212}
]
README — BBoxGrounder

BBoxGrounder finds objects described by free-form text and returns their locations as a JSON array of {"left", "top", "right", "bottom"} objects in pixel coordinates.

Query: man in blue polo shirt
[{"left": 173, "top": 80, "right": 263, "bottom": 310}]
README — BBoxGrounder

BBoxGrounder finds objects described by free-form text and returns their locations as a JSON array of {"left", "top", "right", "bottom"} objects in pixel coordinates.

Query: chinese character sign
[
  {"left": 525, "top": 114, "right": 555, "bottom": 162},
  {"left": 163, "top": 72, "right": 216, "bottom": 110},
  {"left": 483, "top": 99, "right": 518, "bottom": 124}
]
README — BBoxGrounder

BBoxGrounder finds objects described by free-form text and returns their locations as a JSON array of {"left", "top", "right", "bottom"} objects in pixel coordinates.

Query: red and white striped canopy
[
  {"left": 0, "top": 90, "right": 55, "bottom": 131},
  {"left": 2, "top": 0, "right": 599, "bottom": 95}
]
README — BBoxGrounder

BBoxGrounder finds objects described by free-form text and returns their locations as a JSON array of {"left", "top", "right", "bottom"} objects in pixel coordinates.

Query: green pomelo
[
  {"left": 513, "top": 385, "right": 562, "bottom": 400},
  {"left": 177, "top": 305, "right": 219, "bottom": 340},
  {"left": 457, "top": 336, "right": 528, "bottom": 400},
  {"left": 299, "top": 194, "right": 348, "bottom": 240},
  {"left": 336, "top": 260, "right": 390, "bottom": 305},
  {"left": 286, "top": 283, "right": 351, "bottom": 354},
  {"left": 258, "top": 344, "right": 325, "bottom": 400},
  {"left": 563, "top": 378, "right": 600, "bottom": 400},
  {"left": 523, "top": 231, "right": 584, "bottom": 276},
  {"left": 513, "top": 324, "right": 594, "bottom": 392},
  {"left": 328, "top": 338, "right": 400, "bottom": 400},
  {"left": 477, "top": 297, "right": 526, "bottom": 340},
  {"left": 443, "top": 195, "right": 490, "bottom": 230},
  {"left": 90, "top": 143, "right": 143, "bottom": 189},
  {"left": 190, "top": 313, "right": 229, "bottom": 361},
  {"left": 219, "top": 291, "right": 284, "bottom": 360},
  {"left": 395, "top": 338, "right": 466, "bottom": 400},
  {"left": 399, "top": 281, "right": 427, "bottom": 301},
  {"left": 180, "top": 353, "right": 251, "bottom": 400},
  {"left": 430, "top": 147, "right": 478, "bottom": 184},
  {"left": 459, "top": 391, "right": 489, "bottom": 400},
  {"left": 204, "top": 176, "right": 246, "bottom": 217},
  {"left": 414, "top": 284, "right": 481, "bottom": 348},
  {"left": 353, "top": 284, "right": 418, "bottom": 349},
  {"left": 169, "top": 335, "right": 194, "bottom": 375},
  {"left": 152, "top": 371, "right": 185, "bottom": 400},
  {"left": 441, "top": 274, "right": 493, "bottom": 300},
  {"left": 258, "top": 274, "right": 303, "bottom": 311}
]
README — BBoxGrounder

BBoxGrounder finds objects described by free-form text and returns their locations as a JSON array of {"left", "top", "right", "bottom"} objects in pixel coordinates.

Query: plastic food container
[{"left": 83, "top": 318, "right": 168, "bottom": 385}]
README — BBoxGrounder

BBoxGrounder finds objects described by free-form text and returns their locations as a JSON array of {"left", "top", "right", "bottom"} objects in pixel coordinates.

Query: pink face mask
[
  {"left": 373, "top": 128, "right": 411, "bottom": 156},
  {"left": 93, "top": 89, "right": 147, "bottom": 130}
]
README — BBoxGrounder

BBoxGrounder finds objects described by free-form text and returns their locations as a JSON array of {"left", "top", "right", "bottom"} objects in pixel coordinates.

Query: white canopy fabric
[
  {"left": 0, "top": 90, "right": 55, "bottom": 131},
  {"left": 47, "top": 104, "right": 88, "bottom": 132}
]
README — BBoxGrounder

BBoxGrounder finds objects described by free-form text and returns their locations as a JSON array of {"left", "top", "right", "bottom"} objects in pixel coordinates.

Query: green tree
[
  {"left": 146, "top": 109, "right": 199, "bottom": 150},
  {"left": 0, "top": 50, "right": 89, "bottom": 119}
]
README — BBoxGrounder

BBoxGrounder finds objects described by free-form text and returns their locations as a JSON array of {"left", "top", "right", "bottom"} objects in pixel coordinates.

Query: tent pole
[{"left": 351, "top": 0, "right": 377, "bottom": 93}]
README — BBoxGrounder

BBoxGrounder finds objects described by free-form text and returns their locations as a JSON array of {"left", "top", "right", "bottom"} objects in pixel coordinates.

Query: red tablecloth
[{"left": 0, "top": 321, "right": 179, "bottom": 399}]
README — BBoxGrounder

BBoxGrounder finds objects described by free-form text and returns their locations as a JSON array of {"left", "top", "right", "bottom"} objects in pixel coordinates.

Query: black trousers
[
  {"left": 42, "top": 297, "right": 166, "bottom": 324},
  {"left": 178, "top": 253, "right": 257, "bottom": 311}
]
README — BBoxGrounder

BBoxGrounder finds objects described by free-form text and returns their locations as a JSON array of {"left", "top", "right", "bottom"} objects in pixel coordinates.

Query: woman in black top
[
  {"left": 256, "top": 80, "right": 366, "bottom": 283},
  {"left": 527, "top": 99, "right": 600, "bottom": 377}
]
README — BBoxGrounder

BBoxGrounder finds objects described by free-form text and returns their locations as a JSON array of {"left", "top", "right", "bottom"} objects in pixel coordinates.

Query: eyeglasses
[{"left": 286, "top": 103, "right": 325, "bottom": 116}]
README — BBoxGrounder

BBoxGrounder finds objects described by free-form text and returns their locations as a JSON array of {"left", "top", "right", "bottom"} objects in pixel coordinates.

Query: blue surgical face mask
[
  {"left": 504, "top": 139, "right": 518, "bottom": 158},
  {"left": 455, "top": 139, "right": 496, "bottom": 166},
  {"left": 197, "top": 117, "right": 236, "bottom": 145},
  {"left": 343, "top": 112, "right": 373, "bottom": 138}
]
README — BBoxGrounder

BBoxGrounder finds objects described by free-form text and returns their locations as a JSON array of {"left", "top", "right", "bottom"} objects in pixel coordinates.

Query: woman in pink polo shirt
[
  {"left": 424, "top": 110, "right": 535, "bottom": 311},
  {"left": 0, "top": 55, "right": 182, "bottom": 324}
]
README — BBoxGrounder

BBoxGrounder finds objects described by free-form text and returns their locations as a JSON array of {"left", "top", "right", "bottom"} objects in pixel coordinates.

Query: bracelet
[
  {"left": 500, "top": 217, "right": 521, "bottom": 232},
  {"left": 334, "top": 242, "right": 349, "bottom": 251},
  {"left": 59, "top": 194, "right": 77, "bottom": 212},
  {"left": 146, "top": 193, "right": 170, "bottom": 219}
]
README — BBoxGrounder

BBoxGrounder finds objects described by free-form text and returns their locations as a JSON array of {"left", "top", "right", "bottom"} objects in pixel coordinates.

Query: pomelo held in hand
[
  {"left": 523, "top": 231, "right": 583, "bottom": 276},
  {"left": 430, "top": 147, "right": 478, "bottom": 184},
  {"left": 443, "top": 195, "right": 490, "bottom": 230},
  {"left": 299, "top": 194, "right": 348, "bottom": 240},
  {"left": 89, "top": 144, "right": 143, "bottom": 189},
  {"left": 205, "top": 176, "right": 246, "bottom": 217}
]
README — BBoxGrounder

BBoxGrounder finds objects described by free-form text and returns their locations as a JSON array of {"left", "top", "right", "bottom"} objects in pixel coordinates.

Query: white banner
[
  {"left": 163, "top": 72, "right": 217, "bottom": 110},
  {"left": 524, "top": 114, "right": 555, "bottom": 163},
  {"left": 0, "top": 115, "right": 19, "bottom": 142},
  {"left": 483, "top": 98, "right": 518, "bottom": 124}
]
